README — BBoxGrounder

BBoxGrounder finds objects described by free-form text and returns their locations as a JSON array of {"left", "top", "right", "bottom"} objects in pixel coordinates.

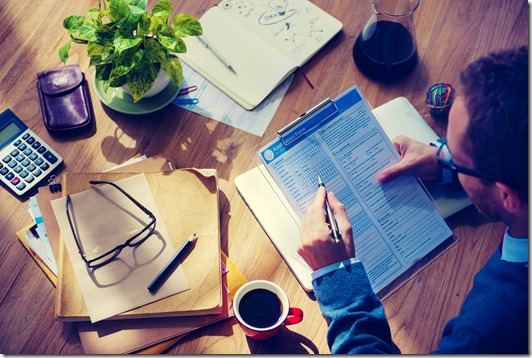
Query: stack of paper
[
  {"left": 51, "top": 174, "right": 192, "bottom": 323},
  {"left": 53, "top": 169, "right": 224, "bottom": 322},
  {"left": 16, "top": 156, "right": 243, "bottom": 353}
]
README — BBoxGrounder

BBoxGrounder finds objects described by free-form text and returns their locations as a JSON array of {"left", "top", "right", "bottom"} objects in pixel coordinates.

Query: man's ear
[{"left": 495, "top": 182, "right": 523, "bottom": 213}]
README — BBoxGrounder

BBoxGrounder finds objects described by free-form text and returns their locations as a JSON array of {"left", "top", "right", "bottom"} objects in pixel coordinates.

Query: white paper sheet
[
  {"left": 51, "top": 174, "right": 190, "bottom": 323},
  {"left": 173, "top": 62, "right": 292, "bottom": 137}
]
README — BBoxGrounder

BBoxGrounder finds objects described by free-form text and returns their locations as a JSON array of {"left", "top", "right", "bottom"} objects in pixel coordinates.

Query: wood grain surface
[{"left": 0, "top": 0, "right": 527, "bottom": 354}]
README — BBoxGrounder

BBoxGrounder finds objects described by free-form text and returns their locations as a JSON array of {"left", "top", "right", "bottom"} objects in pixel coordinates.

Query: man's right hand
[
  {"left": 378, "top": 135, "right": 442, "bottom": 184},
  {"left": 298, "top": 187, "right": 355, "bottom": 271}
]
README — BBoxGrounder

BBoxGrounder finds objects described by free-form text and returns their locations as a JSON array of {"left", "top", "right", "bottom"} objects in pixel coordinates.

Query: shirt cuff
[{"left": 311, "top": 258, "right": 361, "bottom": 280}]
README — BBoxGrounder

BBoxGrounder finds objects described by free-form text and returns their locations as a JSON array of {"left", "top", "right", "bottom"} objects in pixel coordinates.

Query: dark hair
[{"left": 460, "top": 46, "right": 528, "bottom": 196}]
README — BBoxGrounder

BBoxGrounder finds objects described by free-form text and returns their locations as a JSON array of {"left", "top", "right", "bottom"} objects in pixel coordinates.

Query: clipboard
[{"left": 236, "top": 85, "right": 469, "bottom": 292}]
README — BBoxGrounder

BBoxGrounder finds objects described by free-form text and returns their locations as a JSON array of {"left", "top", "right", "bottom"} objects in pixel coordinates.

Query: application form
[{"left": 258, "top": 85, "right": 452, "bottom": 292}]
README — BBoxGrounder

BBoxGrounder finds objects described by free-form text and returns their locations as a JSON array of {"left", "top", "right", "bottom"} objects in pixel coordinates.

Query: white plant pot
[{"left": 121, "top": 70, "right": 171, "bottom": 98}]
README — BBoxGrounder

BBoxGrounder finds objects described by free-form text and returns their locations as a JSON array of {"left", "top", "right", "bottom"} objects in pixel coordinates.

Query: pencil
[{"left": 147, "top": 233, "right": 197, "bottom": 293}]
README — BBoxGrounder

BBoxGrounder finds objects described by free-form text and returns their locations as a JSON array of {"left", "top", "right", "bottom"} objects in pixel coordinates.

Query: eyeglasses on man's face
[
  {"left": 65, "top": 180, "right": 157, "bottom": 269},
  {"left": 435, "top": 138, "right": 496, "bottom": 182}
]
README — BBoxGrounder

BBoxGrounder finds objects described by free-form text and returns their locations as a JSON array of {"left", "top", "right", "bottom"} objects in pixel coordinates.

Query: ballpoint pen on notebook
[
  {"left": 317, "top": 176, "right": 342, "bottom": 244},
  {"left": 147, "top": 233, "right": 197, "bottom": 293},
  {"left": 198, "top": 35, "right": 237, "bottom": 74}
]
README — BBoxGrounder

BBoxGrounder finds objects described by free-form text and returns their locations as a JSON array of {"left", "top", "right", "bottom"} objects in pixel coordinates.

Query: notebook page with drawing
[
  {"left": 236, "top": 89, "right": 469, "bottom": 292},
  {"left": 179, "top": 0, "right": 342, "bottom": 110}
]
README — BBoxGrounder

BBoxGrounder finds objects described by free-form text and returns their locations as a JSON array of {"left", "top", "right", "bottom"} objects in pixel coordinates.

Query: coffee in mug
[{"left": 233, "top": 280, "right": 303, "bottom": 340}]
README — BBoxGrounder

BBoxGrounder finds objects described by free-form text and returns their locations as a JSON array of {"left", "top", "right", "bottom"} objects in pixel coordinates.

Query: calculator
[{"left": 0, "top": 109, "right": 63, "bottom": 196}]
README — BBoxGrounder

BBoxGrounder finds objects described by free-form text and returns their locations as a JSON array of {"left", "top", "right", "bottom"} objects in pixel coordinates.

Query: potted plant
[{"left": 59, "top": 0, "right": 202, "bottom": 102}]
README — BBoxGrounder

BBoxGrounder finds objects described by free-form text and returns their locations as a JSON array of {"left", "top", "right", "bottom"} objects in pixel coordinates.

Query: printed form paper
[{"left": 258, "top": 85, "right": 452, "bottom": 293}]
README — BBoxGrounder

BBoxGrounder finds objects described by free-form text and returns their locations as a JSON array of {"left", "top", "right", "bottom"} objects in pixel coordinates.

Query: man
[{"left": 298, "top": 46, "right": 528, "bottom": 354}]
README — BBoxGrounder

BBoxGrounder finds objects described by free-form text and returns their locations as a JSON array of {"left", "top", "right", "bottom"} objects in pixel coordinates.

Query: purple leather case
[{"left": 37, "top": 65, "right": 94, "bottom": 134}]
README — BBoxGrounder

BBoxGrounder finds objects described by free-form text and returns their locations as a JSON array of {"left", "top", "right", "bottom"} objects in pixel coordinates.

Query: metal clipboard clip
[{"left": 277, "top": 98, "right": 338, "bottom": 147}]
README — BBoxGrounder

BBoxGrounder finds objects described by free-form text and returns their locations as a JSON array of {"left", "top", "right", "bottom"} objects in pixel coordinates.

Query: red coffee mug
[{"left": 233, "top": 280, "right": 303, "bottom": 340}]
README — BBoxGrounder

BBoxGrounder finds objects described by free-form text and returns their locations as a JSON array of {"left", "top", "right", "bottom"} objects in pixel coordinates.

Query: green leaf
[
  {"left": 173, "top": 37, "right": 186, "bottom": 53},
  {"left": 113, "top": 31, "right": 142, "bottom": 53},
  {"left": 108, "top": 0, "right": 129, "bottom": 25},
  {"left": 137, "top": 12, "right": 151, "bottom": 36},
  {"left": 58, "top": 41, "right": 72, "bottom": 64},
  {"left": 156, "top": 24, "right": 186, "bottom": 52},
  {"left": 152, "top": 0, "right": 172, "bottom": 22},
  {"left": 87, "top": 41, "right": 107, "bottom": 58},
  {"left": 107, "top": 48, "right": 142, "bottom": 88},
  {"left": 172, "top": 14, "right": 202, "bottom": 37},
  {"left": 144, "top": 37, "right": 166, "bottom": 63},
  {"left": 161, "top": 55, "right": 183, "bottom": 88},
  {"left": 87, "top": 40, "right": 114, "bottom": 65},
  {"left": 95, "top": 63, "right": 112, "bottom": 81},
  {"left": 111, "top": 47, "right": 143, "bottom": 77},
  {"left": 63, "top": 15, "right": 85, "bottom": 33},
  {"left": 78, "top": 21, "right": 98, "bottom": 41},
  {"left": 93, "top": 24, "right": 116, "bottom": 42},
  {"left": 149, "top": 15, "right": 163, "bottom": 33},
  {"left": 128, "top": 0, "right": 147, "bottom": 10},
  {"left": 125, "top": 5, "right": 145, "bottom": 30},
  {"left": 108, "top": 74, "right": 127, "bottom": 87},
  {"left": 87, "top": 8, "right": 103, "bottom": 23},
  {"left": 126, "top": 61, "right": 160, "bottom": 102}
]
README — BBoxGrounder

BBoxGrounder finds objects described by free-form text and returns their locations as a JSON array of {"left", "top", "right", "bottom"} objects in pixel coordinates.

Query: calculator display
[{"left": 0, "top": 122, "right": 22, "bottom": 149}]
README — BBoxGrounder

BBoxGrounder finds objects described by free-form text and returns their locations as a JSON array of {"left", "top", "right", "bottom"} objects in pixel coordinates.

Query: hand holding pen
[{"left": 297, "top": 177, "right": 355, "bottom": 271}]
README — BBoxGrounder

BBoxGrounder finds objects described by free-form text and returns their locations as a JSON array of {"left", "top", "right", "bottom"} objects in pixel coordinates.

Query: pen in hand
[
  {"left": 148, "top": 233, "right": 197, "bottom": 293},
  {"left": 317, "top": 176, "right": 342, "bottom": 244}
]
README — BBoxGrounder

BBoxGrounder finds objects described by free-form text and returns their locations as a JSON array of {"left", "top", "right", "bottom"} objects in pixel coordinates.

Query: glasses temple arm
[{"left": 89, "top": 180, "right": 156, "bottom": 219}]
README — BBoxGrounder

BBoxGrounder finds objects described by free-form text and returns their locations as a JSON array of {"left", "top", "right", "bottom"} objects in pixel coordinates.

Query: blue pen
[{"left": 148, "top": 233, "right": 197, "bottom": 293}]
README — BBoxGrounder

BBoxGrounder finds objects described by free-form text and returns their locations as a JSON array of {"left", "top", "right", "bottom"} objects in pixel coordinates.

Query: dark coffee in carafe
[{"left": 353, "top": 0, "right": 419, "bottom": 81}]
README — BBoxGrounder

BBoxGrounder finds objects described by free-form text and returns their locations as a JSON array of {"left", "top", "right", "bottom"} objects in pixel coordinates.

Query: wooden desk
[{"left": 0, "top": 0, "right": 527, "bottom": 354}]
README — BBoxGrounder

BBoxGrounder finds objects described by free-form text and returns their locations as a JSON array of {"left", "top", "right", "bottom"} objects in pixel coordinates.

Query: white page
[
  {"left": 218, "top": 0, "right": 343, "bottom": 65},
  {"left": 51, "top": 174, "right": 190, "bottom": 323},
  {"left": 258, "top": 85, "right": 452, "bottom": 292}
]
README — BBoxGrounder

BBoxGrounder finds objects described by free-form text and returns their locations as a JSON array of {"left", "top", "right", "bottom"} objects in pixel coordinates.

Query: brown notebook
[{"left": 55, "top": 169, "right": 222, "bottom": 321}]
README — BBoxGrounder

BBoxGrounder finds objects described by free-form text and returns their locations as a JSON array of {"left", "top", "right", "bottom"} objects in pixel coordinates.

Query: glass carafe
[{"left": 353, "top": 0, "right": 419, "bottom": 81}]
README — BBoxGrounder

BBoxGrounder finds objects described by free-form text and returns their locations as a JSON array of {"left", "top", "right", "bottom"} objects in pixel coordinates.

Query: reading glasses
[
  {"left": 65, "top": 180, "right": 157, "bottom": 269},
  {"left": 435, "top": 138, "right": 496, "bottom": 181}
]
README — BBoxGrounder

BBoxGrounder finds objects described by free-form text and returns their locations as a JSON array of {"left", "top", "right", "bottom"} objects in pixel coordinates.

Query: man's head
[{"left": 447, "top": 46, "right": 528, "bottom": 230}]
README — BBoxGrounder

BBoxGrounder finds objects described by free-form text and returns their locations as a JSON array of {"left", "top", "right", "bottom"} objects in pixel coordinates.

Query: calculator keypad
[{"left": 0, "top": 129, "right": 63, "bottom": 196}]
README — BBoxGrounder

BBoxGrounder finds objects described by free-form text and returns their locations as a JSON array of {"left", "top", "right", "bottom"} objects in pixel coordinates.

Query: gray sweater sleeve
[
  {"left": 312, "top": 261, "right": 401, "bottom": 354},
  {"left": 312, "top": 250, "right": 528, "bottom": 354}
]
